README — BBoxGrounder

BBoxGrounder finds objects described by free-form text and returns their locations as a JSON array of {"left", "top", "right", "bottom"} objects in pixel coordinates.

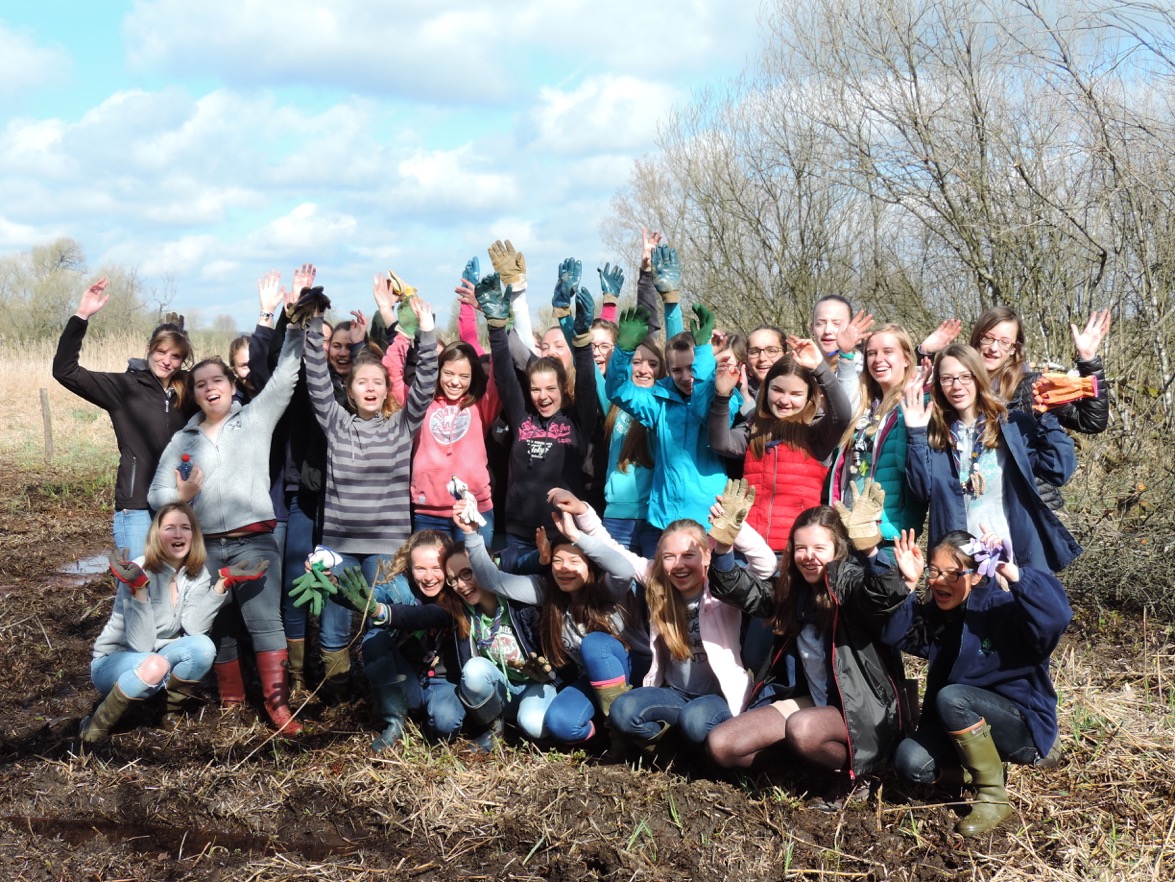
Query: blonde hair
[
  {"left": 143, "top": 502, "right": 206, "bottom": 578},
  {"left": 645, "top": 520, "right": 709, "bottom": 662},
  {"left": 843, "top": 323, "right": 917, "bottom": 446}
]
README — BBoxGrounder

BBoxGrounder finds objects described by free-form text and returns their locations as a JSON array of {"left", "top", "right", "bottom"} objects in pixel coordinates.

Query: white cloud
[
  {"left": 0, "top": 23, "right": 72, "bottom": 95},
  {"left": 525, "top": 75, "right": 682, "bottom": 155}
]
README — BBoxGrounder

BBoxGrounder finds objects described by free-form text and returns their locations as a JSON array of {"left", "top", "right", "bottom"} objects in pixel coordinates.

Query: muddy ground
[{"left": 0, "top": 468, "right": 1171, "bottom": 881}]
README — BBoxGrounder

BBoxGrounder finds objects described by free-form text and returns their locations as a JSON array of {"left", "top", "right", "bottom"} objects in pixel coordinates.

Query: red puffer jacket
[{"left": 743, "top": 441, "right": 829, "bottom": 552}]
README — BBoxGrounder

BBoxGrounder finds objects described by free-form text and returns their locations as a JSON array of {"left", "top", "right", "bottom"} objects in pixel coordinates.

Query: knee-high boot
[
  {"left": 256, "top": 649, "right": 303, "bottom": 735},
  {"left": 950, "top": 719, "right": 1013, "bottom": 837},
  {"left": 80, "top": 685, "right": 140, "bottom": 745}
]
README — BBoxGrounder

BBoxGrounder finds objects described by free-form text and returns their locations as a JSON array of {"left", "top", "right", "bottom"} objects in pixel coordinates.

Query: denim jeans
[
  {"left": 113, "top": 509, "right": 154, "bottom": 561},
  {"left": 281, "top": 492, "right": 317, "bottom": 642},
  {"left": 600, "top": 516, "right": 661, "bottom": 557},
  {"left": 893, "top": 683, "right": 1043, "bottom": 784},
  {"left": 91, "top": 635, "right": 217, "bottom": 700},
  {"left": 413, "top": 509, "right": 495, "bottom": 546},
  {"left": 610, "top": 686, "right": 732, "bottom": 745},
  {"left": 206, "top": 532, "right": 285, "bottom": 661},
  {"left": 361, "top": 626, "right": 463, "bottom": 738},
  {"left": 459, "top": 656, "right": 556, "bottom": 741},
  {"left": 544, "top": 632, "right": 633, "bottom": 743}
]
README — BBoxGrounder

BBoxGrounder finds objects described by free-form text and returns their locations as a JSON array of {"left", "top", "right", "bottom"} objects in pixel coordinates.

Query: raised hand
[
  {"left": 410, "top": 297, "right": 435, "bottom": 334},
  {"left": 372, "top": 273, "right": 399, "bottom": 326},
  {"left": 552, "top": 509, "right": 581, "bottom": 544},
  {"left": 616, "top": 306, "right": 651, "bottom": 352},
  {"left": 474, "top": 272, "right": 510, "bottom": 328},
  {"left": 536, "top": 525, "right": 552, "bottom": 566},
  {"left": 836, "top": 309, "right": 875, "bottom": 355},
  {"left": 386, "top": 268, "right": 416, "bottom": 301},
  {"left": 892, "top": 529, "right": 924, "bottom": 590},
  {"left": 641, "top": 227, "right": 663, "bottom": 271},
  {"left": 76, "top": 278, "right": 110, "bottom": 320},
  {"left": 901, "top": 376, "right": 932, "bottom": 428},
  {"left": 651, "top": 244, "right": 681, "bottom": 301},
  {"left": 1072, "top": 309, "right": 1111, "bottom": 362},
  {"left": 598, "top": 262, "right": 624, "bottom": 306},
  {"left": 292, "top": 263, "right": 316, "bottom": 296},
  {"left": 787, "top": 336, "right": 822, "bottom": 370},
  {"left": 714, "top": 360, "right": 741, "bottom": 397},
  {"left": 572, "top": 286, "right": 595, "bottom": 340},
  {"left": 708, "top": 478, "right": 756, "bottom": 547},
  {"left": 487, "top": 239, "right": 527, "bottom": 288},
  {"left": 218, "top": 560, "right": 270, "bottom": 589},
  {"left": 346, "top": 310, "right": 368, "bottom": 344},
  {"left": 455, "top": 277, "right": 479, "bottom": 311},
  {"left": 546, "top": 487, "right": 588, "bottom": 516},
  {"left": 553, "top": 258, "right": 581, "bottom": 315},
  {"left": 257, "top": 271, "right": 285, "bottom": 315},
  {"left": 833, "top": 479, "right": 886, "bottom": 551},
  {"left": 689, "top": 304, "right": 715, "bottom": 347},
  {"left": 918, "top": 318, "right": 962, "bottom": 356},
  {"left": 107, "top": 547, "right": 148, "bottom": 591}
]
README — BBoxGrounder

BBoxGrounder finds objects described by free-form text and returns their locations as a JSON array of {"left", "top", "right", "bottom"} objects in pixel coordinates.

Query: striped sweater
[{"left": 304, "top": 319, "right": 439, "bottom": 554}]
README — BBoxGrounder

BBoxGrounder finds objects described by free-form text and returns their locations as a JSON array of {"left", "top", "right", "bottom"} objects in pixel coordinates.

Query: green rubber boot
[
  {"left": 951, "top": 719, "right": 1014, "bottom": 837},
  {"left": 81, "top": 684, "right": 139, "bottom": 745},
  {"left": 160, "top": 673, "right": 202, "bottom": 730}
]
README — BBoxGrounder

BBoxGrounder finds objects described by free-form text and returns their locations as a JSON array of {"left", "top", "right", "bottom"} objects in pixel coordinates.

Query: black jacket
[
  {"left": 53, "top": 316, "right": 194, "bottom": 510},
  {"left": 709, "top": 552, "right": 912, "bottom": 777}
]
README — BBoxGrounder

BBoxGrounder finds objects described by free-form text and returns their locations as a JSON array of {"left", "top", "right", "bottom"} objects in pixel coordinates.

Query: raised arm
[
  {"left": 400, "top": 298, "right": 440, "bottom": 437},
  {"left": 463, "top": 531, "right": 545, "bottom": 605},
  {"left": 303, "top": 317, "right": 347, "bottom": 432},
  {"left": 52, "top": 279, "right": 123, "bottom": 409}
]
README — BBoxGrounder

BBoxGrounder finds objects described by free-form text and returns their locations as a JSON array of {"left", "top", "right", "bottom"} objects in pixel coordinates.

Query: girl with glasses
[
  {"left": 885, "top": 528, "right": 1072, "bottom": 837},
  {"left": 902, "top": 344, "right": 1082, "bottom": 574}
]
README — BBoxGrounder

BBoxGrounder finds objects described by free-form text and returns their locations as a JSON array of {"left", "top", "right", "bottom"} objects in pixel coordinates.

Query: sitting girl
[
  {"left": 84, "top": 504, "right": 264, "bottom": 743},
  {"left": 886, "top": 528, "right": 1072, "bottom": 837}
]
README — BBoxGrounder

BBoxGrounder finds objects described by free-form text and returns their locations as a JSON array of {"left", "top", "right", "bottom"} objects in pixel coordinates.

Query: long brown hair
[
  {"left": 645, "top": 520, "right": 709, "bottom": 661},
  {"left": 927, "top": 344, "right": 1007, "bottom": 451},
  {"left": 770, "top": 506, "right": 849, "bottom": 639},
  {"left": 143, "top": 502, "right": 206, "bottom": 578},
  {"left": 747, "top": 355, "right": 820, "bottom": 460},
  {"left": 843, "top": 324, "right": 917, "bottom": 446},
  {"left": 603, "top": 338, "right": 666, "bottom": 472},
  {"left": 969, "top": 306, "right": 1026, "bottom": 403},
  {"left": 538, "top": 540, "right": 628, "bottom": 667},
  {"left": 435, "top": 342, "right": 487, "bottom": 409},
  {"left": 148, "top": 324, "right": 192, "bottom": 409}
]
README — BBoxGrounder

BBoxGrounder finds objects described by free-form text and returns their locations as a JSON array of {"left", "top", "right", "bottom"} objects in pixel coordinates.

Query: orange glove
[{"left": 1032, "top": 372, "right": 1098, "bottom": 412}]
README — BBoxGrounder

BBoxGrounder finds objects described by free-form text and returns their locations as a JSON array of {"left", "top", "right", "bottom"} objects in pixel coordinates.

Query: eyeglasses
[
  {"left": 590, "top": 342, "right": 614, "bottom": 352},
  {"left": 939, "top": 373, "right": 975, "bottom": 388},
  {"left": 978, "top": 335, "right": 1016, "bottom": 353},
  {"left": 926, "top": 566, "right": 975, "bottom": 584},
  {"left": 445, "top": 568, "right": 475, "bottom": 587},
  {"left": 747, "top": 346, "right": 784, "bottom": 358}
]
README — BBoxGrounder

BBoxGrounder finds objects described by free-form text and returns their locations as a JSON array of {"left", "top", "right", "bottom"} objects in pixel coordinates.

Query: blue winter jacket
[
  {"left": 905, "top": 411, "right": 1082, "bottom": 572},
  {"left": 882, "top": 566, "right": 1072, "bottom": 757},
  {"left": 605, "top": 343, "right": 729, "bottom": 529}
]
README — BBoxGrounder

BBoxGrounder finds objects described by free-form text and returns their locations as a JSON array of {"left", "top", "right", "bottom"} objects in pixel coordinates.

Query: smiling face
[
  {"left": 439, "top": 355, "right": 472, "bottom": 403},
  {"left": 631, "top": 344, "right": 661, "bottom": 388},
  {"left": 659, "top": 530, "right": 710, "bottom": 598},
  {"left": 411, "top": 547, "right": 446, "bottom": 598},
  {"left": 192, "top": 362, "right": 234, "bottom": 420},
  {"left": 590, "top": 327, "right": 615, "bottom": 373},
  {"left": 328, "top": 334, "right": 353, "bottom": 376},
  {"left": 766, "top": 372, "right": 811, "bottom": 420},
  {"left": 811, "top": 299, "right": 852, "bottom": 356},
  {"left": 976, "top": 319, "right": 1019, "bottom": 375},
  {"left": 148, "top": 343, "right": 185, "bottom": 383},
  {"left": 667, "top": 348, "right": 696, "bottom": 396},
  {"left": 539, "top": 328, "right": 573, "bottom": 368},
  {"left": 747, "top": 329, "right": 785, "bottom": 382},
  {"left": 348, "top": 363, "right": 389, "bottom": 420},
  {"left": 550, "top": 543, "right": 591, "bottom": 594},
  {"left": 231, "top": 348, "right": 250, "bottom": 382},
  {"left": 937, "top": 355, "right": 977, "bottom": 419},
  {"left": 444, "top": 551, "right": 483, "bottom": 607},
  {"left": 927, "top": 547, "right": 982, "bottom": 611},
  {"left": 157, "top": 508, "right": 194, "bottom": 567},
  {"left": 529, "top": 367, "right": 563, "bottom": 418},
  {"left": 792, "top": 524, "right": 840, "bottom": 584},
  {"left": 865, "top": 331, "right": 910, "bottom": 392}
]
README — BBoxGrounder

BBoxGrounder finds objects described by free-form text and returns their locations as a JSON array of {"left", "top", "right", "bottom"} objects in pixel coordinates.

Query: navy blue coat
[
  {"left": 905, "top": 412, "right": 1083, "bottom": 572},
  {"left": 881, "top": 567, "right": 1072, "bottom": 756}
]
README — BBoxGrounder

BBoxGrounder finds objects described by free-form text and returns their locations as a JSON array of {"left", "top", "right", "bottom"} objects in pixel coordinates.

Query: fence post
[{"left": 39, "top": 388, "right": 53, "bottom": 461}]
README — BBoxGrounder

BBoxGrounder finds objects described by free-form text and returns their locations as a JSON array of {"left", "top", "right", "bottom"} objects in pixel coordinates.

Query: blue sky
[{"left": 0, "top": 1, "right": 762, "bottom": 330}]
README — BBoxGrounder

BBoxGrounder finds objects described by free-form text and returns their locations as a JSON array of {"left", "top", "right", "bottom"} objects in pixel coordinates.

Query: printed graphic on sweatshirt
[
  {"left": 429, "top": 404, "right": 472, "bottom": 445},
  {"left": 518, "top": 419, "right": 573, "bottom": 462}
]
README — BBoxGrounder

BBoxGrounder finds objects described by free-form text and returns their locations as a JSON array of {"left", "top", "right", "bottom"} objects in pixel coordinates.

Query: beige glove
[
  {"left": 487, "top": 239, "right": 527, "bottom": 291},
  {"left": 1032, "top": 372, "right": 1098, "bottom": 412},
  {"left": 833, "top": 479, "right": 886, "bottom": 551},
  {"left": 386, "top": 268, "right": 417, "bottom": 300},
  {"left": 708, "top": 478, "right": 756, "bottom": 546}
]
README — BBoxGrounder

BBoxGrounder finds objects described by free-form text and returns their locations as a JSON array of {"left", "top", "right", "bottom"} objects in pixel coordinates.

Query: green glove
[
  {"left": 336, "top": 566, "right": 377, "bottom": 616},
  {"left": 507, "top": 651, "right": 556, "bottom": 683},
  {"left": 708, "top": 479, "right": 756, "bottom": 546},
  {"left": 689, "top": 303, "right": 715, "bottom": 347},
  {"left": 475, "top": 272, "right": 511, "bottom": 329},
  {"left": 651, "top": 244, "right": 681, "bottom": 304},
  {"left": 396, "top": 295, "right": 419, "bottom": 339},
  {"left": 598, "top": 262, "right": 624, "bottom": 307},
  {"left": 616, "top": 306, "right": 651, "bottom": 353},
  {"left": 833, "top": 479, "right": 887, "bottom": 551},
  {"left": 552, "top": 258, "right": 581, "bottom": 319},
  {"left": 289, "top": 565, "right": 337, "bottom": 617}
]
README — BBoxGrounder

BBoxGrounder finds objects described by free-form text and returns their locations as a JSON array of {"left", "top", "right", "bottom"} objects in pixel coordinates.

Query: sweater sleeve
[
  {"left": 148, "top": 432, "right": 185, "bottom": 510},
  {"left": 382, "top": 333, "right": 411, "bottom": 408},
  {"left": 489, "top": 325, "right": 527, "bottom": 430},
  {"left": 246, "top": 325, "right": 275, "bottom": 393},
  {"left": 52, "top": 316, "right": 124, "bottom": 410},
  {"left": 402, "top": 329, "right": 440, "bottom": 439},
  {"left": 709, "top": 393, "right": 748, "bottom": 457},
  {"left": 834, "top": 352, "right": 863, "bottom": 417},
  {"left": 463, "top": 532, "right": 545, "bottom": 605},
  {"left": 458, "top": 302, "right": 486, "bottom": 356},
  {"left": 121, "top": 585, "right": 158, "bottom": 653},
  {"left": 571, "top": 531, "right": 640, "bottom": 590},
  {"left": 179, "top": 570, "right": 229, "bottom": 636},
  {"left": 574, "top": 503, "right": 654, "bottom": 585},
  {"left": 248, "top": 325, "right": 305, "bottom": 432},
  {"left": 571, "top": 338, "right": 599, "bottom": 442},
  {"left": 604, "top": 347, "right": 661, "bottom": 429},
  {"left": 304, "top": 319, "right": 347, "bottom": 433},
  {"left": 809, "top": 361, "right": 854, "bottom": 459}
]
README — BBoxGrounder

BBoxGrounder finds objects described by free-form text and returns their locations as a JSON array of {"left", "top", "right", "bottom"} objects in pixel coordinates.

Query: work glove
[
  {"left": 1032, "top": 372, "right": 1098, "bottom": 412},
  {"left": 833, "top": 479, "right": 886, "bottom": 551},
  {"left": 487, "top": 239, "right": 527, "bottom": 292},
  {"left": 336, "top": 566, "right": 378, "bottom": 616},
  {"left": 572, "top": 286, "right": 595, "bottom": 345},
  {"left": 688, "top": 304, "right": 716, "bottom": 347},
  {"left": 461, "top": 257, "right": 480, "bottom": 288},
  {"left": 651, "top": 244, "right": 681, "bottom": 304},
  {"left": 616, "top": 306, "right": 651, "bottom": 353},
  {"left": 552, "top": 258, "right": 581, "bottom": 319},
  {"left": 386, "top": 268, "right": 417, "bottom": 301},
  {"left": 218, "top": 560, "right": 270, "bottom": 589},
  {"left": 507, "top": 651, "right": 555, "bottom": 683},
  {"left": 285, "top": 286, "right": 331, "bottom": 329},
  {"left": 598, "top": 262, "right": 624, "bottom": 308},
  {"left": 396, "top": 297, "right": 419, "bottom": 339},
  {"left": 708, "top": 479, "right": 756, "bottom": 547},
  {"left": 107, "top": 548, "right": 148, "bottom": 591},
  {"left": 475, "top": 273, "right": 511, "bottom": 329}
]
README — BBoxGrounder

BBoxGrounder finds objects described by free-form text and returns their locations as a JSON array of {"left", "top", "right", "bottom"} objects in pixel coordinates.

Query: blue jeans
[
  {"left": 113, "top": 509, "right": 153, "bottom": 561},
  {"left": 361, "top": 626, "right": 464, "bottom": 738},
  {"left": 206, "top": 533, "right": 285, "bottom": 661},
  {"left": 322, "top": 552, "right": 397, "bottom": 652},
  {"left": 91, "top": 635, "right": 216, "bottom": 700},
  {"left": 600, "top": 516, "right": 661, "bottom": 557},
  {"left": 281, "top": 492, "right": 317, "bottom": 642},
  {"left": 413, "top": 509, "right": 495, "bottom": 546},
  {"left": 459, "top": 656, "right": 556, "bottom": 741},
  {"left": 893, "top": 684, "right": 1043, "bottom": 784},
  {"left": 544, "top": 632, "right": 632, "bottom": 743},
  {"left": 610, "top": 686, "right": 732, "bottom": 745}
]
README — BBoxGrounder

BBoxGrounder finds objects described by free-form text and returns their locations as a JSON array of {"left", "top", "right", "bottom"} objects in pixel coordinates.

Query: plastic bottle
[{"left": 178, "top": 454, "right": 194, "bottom": 480}]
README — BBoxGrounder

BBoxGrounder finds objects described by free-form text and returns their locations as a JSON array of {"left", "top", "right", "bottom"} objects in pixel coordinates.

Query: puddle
[
  {"left": 3, "top": 815, "right": 363, "bottom": 860},
  {"left": 35, "top": 554, "right": 111, "bottom": 592}
]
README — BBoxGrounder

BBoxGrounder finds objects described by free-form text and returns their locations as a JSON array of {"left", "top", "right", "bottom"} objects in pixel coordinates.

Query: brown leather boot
[{"left": 256, "top": 649, "right": 303, "bottom": 735}]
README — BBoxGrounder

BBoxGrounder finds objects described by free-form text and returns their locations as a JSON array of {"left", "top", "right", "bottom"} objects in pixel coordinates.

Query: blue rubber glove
[
  {"left": 598, "top": 262, "right": 624, "bottom": 307},
  {"left": 553, "top": 257, "right": 581, "bottom": 318},
  {"left": 651, "top": 245, "right": 682, "bottom": 303},
  {"left": 475, "top": 272, "right": 511, "bottom": 328},
  {"left": 572, "top": 286, "right": 595, "bottom": 343},
  {"left": 461, "top": 257, "right": 480, "bottom": 288}
]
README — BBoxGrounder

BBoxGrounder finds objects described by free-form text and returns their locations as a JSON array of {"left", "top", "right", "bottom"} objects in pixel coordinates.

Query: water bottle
[{"left": 178, "top": 454, "right": 194, "bottom": 480}]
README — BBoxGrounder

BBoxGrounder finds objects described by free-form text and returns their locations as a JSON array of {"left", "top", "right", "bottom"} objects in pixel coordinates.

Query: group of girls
[{"left": 58, "top": 230, "right": 1109, "bottom": 837}]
